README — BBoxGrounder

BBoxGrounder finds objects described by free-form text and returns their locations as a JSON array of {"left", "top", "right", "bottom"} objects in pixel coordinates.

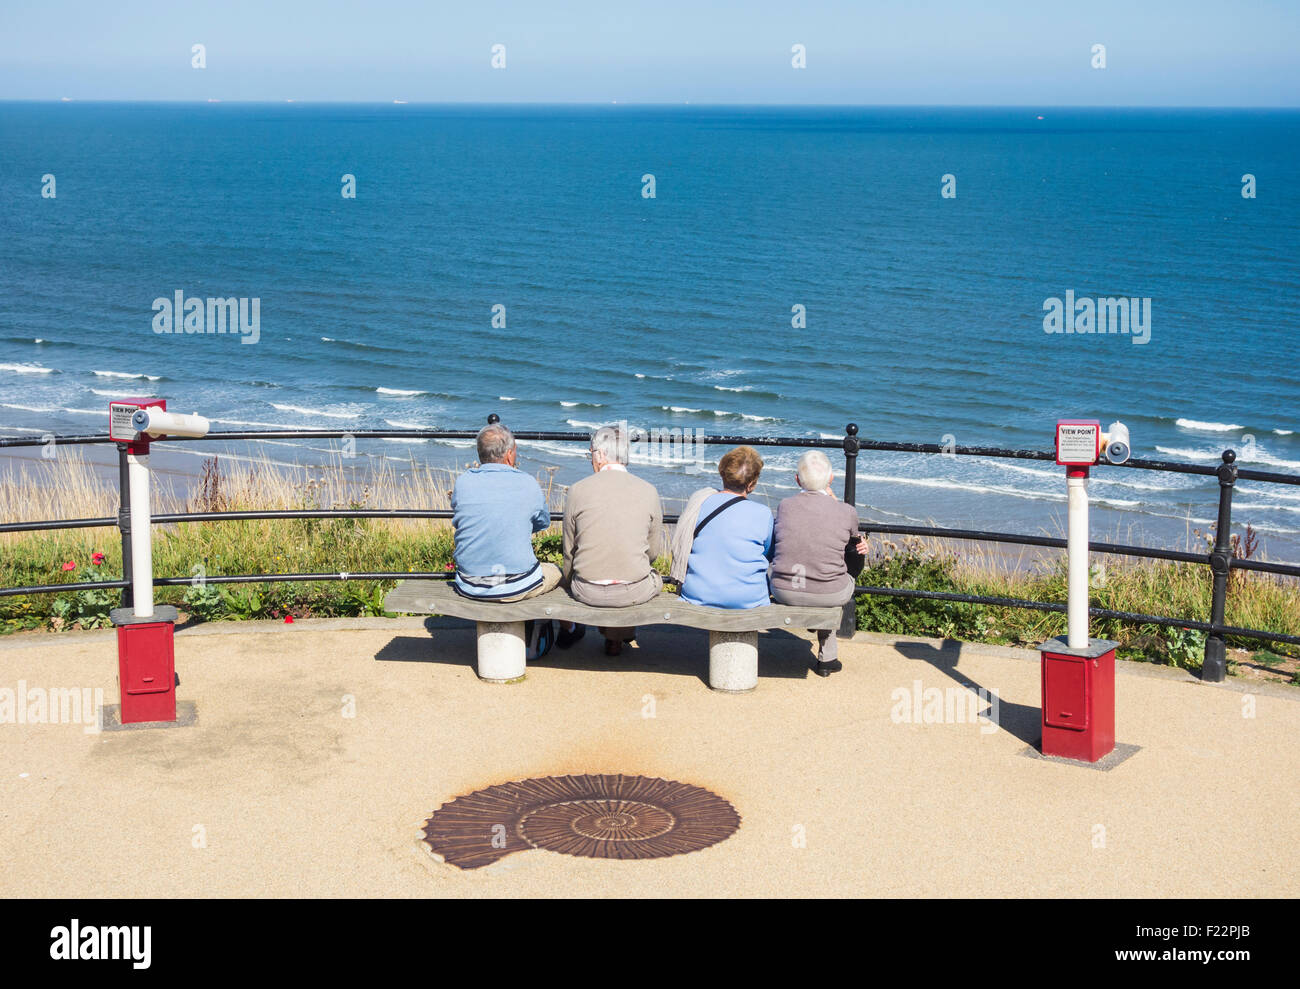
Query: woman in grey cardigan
[{"left": 770, "top": 450, "right": 868, "bottom": 676}]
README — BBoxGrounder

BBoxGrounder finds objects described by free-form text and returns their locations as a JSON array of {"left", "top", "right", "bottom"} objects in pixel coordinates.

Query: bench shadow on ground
[
  {"left": 892, "top": 639, "right": 1040, "bottom": 746},
  {"left": 372, "top": 618, "right": 817, "bottom": 688}
]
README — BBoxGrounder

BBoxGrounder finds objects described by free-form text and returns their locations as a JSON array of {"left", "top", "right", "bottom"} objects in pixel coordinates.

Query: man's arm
[
  {"left": 561, "top": 489, "right": 576, "bottom": 581},
  {"left": 648, "top": 490, "right": 666, "bottom": 562},
  {"left": 530, "top": 478, "right": 551, "bottom": 533}
]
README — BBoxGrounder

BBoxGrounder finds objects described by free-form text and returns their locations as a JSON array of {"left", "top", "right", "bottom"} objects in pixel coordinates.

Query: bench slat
[{"left": 383, "top": 580, "right": 842, "bottom": 631}]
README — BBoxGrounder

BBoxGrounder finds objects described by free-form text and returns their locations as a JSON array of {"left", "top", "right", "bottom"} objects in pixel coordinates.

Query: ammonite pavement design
[{"left": 421, "top": 774, "right": 741, "bottom": 870}]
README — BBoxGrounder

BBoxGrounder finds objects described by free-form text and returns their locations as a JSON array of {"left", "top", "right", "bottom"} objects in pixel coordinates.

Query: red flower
[
  {"left": 91, "top": 552, "right": 105, "bottom": 566},
  {"left": 443, "top": 563, "right": 454, "bottom": 571},
  {"left": 284, "top": 615, "right": 294, "bottom": 624},
  {"left": 61, "top": 561, "right": 76, "bottom": 572}
]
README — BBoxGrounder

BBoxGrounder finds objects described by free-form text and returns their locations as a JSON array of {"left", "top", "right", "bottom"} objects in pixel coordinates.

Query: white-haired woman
[{"left": 770, "top": 450, "right": 868, "bottom": 676}]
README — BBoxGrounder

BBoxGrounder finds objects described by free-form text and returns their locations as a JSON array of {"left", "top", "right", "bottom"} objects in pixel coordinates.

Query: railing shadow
[{"left": 891, "top": 639, "right": 1040, "bottom": 746}]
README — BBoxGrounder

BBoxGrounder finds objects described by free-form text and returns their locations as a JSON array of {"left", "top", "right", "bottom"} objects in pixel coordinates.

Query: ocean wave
[
  {"left": 2, "top": 402, "right": 57, "bottom": 413},
  {"left": 90, "top": 387, "right": 155, "bottom": 397},
  {"left": 986, "top": 458, "right": 1189, "bottom": 493},
  {"left": 515, "top": 439, "right": 591, "bottom": 461},
  {"left": 1155, "top": 445, "right": 1227, "bottom": 462},
  {"left": 317, "top": 336, "right": 407, "bottom": 355},
  {"left": 1, "top": 363, "right": 55, "bottom": 375},
  {"left": 376, "top": 387, "right": 425, "bottom": 397},
  {"left": 565, "top": 419, "right": 604, "bottom": 430},
  {"left": 1232, "top": 501, "right": 1300, "bottom": 515},
  {"left": 654, "top": 405, "right": 776, "bottom": 422},
  {"left": 854, "top": 472, "right": 1064, "bottom": 503},
  {"left": 1241, "top": 453, "right": 1300, "bottom": 471},
  {"left": 1276, "top": 429, "right": 1295, "bottom": 436},
  {"left": 498, "top": 396, "right": 518, "bottom": 401},
  {"left": 987, "top": 460, "right": 1064, "bottom": 482},
  {"left": 1236, "top": 484, "right": 1300, "bottom": 502},
  {"left": 93, "top": 370, "right": 160, "bottom": 381},
  {"left": 384, "top": 419, "right": 430, "bottom": 429},
  {"left": 712, "top": 384, "right": 783, "bottom": 400},
  {"left": 1175, "top": 418, "right": 1242, "bottom": 432},
  {"left": 270, "top": 403, "right": 361, "bottom": 420},
  {"left": 559, "top": 401, "right": 603, "bottom": 408},
  {"left": 208, "top": 417, "right": 308, "bottom": 428}
]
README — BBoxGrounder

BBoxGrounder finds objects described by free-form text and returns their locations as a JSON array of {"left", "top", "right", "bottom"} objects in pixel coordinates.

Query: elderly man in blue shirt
[{"left": 451, "top": 422, "right": 561, "bottom": 601}]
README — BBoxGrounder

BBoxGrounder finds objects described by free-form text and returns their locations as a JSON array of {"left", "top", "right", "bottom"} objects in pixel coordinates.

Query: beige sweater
[{"left": 562, "top": 468, "right": 666, "bottom": 583}]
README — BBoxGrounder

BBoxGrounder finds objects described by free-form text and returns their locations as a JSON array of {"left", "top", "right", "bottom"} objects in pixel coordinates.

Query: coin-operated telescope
[
  {"left": 1038, "top": 418, "right": 1131, "bottom": 764},
  {"left": 106, "top": 399, "right": 210, "bottom": 725}
]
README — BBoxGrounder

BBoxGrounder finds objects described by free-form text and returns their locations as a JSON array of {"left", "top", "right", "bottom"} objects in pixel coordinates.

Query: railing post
[
  {"left": 1202, "top": 449, "right": 1238, "bottom": 682},
  {"left": 116, "top": 442, "right": 134, "bottom": 609},
  {"left": 842, "top": 422, "right": 859, "bottom": 506},
  {"left": 487, "top": 413, "right": 500, "bottom": 425}
]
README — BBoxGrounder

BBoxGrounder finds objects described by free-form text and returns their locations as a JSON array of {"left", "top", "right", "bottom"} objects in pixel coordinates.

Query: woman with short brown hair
[{"left": 678, "top": 446, "right": 774, "bottom": 609}]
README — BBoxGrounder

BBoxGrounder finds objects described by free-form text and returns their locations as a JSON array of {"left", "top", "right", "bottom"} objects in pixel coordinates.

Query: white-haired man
[
  {"left": 770, "top": 449, "right": 868, "bottom": 676},
  {"left": 451, "top": 422, "right": 561, "bottom": 602},
  {"left": 559, "top": 424, "right": 666, "bottom": 656}
]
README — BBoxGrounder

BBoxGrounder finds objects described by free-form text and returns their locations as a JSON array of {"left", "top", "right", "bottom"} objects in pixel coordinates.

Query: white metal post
[
  {"left": 127, "top": 451, "right": 154, "bottom": 618},
  {"left": 1066, "top": 470, "right": 1089, "bottom": 649}
]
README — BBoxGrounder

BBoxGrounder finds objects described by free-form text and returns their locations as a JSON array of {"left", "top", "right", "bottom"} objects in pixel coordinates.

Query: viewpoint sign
[{"left": 1056, "top": 419, "right": 1101, "bottom": 466}]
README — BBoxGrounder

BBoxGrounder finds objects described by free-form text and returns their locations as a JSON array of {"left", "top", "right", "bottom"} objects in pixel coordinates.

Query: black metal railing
[{"left": 3, "top": 418, "right": 1299, "bottom": 680}]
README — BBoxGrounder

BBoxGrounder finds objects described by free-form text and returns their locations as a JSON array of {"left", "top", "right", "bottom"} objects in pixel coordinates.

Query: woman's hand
[{"left": 854, "top": 536, "right": 869, "bottom": 555}]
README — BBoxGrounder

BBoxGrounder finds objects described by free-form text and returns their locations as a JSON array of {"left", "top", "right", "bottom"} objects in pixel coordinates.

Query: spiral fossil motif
[{"left": 422, "top": 774, "right": 741, "bottom": 870}]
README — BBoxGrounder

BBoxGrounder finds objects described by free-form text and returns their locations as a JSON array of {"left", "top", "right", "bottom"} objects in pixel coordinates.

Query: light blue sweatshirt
[
  {"left": 451, "top": 462, "right": 550, "bottom": 598},
  {"left": 679, "top": 493, "right": 774, "bottom": 609}
]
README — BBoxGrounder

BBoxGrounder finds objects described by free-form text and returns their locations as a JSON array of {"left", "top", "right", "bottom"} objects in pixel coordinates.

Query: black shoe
[
  {"left": 812, "top": 658, "right": 843, "bottom": 678},
  {"left": 604, "top": 638, "right": 623, "bottom": 657},
  {"left": 556, "top": 624, "right": 587, "bottom": 650}
]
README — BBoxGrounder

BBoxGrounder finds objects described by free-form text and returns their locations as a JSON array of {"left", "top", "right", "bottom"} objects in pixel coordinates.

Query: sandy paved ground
[{"left": 0, "top": 618, "right": 1295, "bottom": 898}]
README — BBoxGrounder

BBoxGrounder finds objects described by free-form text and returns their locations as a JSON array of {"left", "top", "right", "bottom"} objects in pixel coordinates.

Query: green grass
[{"left": 4, "top": 452, "right": 1298, "bottom": 677}]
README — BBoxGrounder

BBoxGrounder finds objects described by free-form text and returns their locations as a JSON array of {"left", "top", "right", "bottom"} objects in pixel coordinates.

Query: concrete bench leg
[
  {"left": 708, "top": 630, "right": 759, "bottom": 693},
  {"left": 476, "top": 621, "right": 527, "bottom": 683}
]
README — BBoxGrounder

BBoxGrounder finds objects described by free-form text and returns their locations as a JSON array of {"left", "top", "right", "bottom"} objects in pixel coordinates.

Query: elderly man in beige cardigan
[{"left": 559, "top": 424, "right": 667, "bottom": 656}]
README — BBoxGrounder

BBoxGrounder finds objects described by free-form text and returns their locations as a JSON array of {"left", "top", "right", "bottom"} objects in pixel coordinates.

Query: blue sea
[{"left": 1, "top": 103, "right": 1298, "bottom": 555}]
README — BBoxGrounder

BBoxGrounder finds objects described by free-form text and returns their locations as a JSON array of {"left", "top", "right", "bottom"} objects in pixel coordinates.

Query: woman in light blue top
[{"left": 679, "top": 446, "right": 773, "bottom": 609}]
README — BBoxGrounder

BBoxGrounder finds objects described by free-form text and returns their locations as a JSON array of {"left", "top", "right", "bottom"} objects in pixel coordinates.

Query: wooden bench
[{"left": 383, "top": 580, "right": 846, "bottom": 692}]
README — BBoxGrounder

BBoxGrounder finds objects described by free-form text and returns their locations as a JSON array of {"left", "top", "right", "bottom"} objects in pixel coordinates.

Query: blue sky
[{"left": 1, "top": 0, "right": 1296, "bottom": 105}]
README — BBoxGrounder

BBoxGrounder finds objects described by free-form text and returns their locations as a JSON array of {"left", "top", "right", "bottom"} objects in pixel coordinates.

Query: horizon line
[{"left": 4, "top": 98, "right": 1299, "bottom": 110}]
